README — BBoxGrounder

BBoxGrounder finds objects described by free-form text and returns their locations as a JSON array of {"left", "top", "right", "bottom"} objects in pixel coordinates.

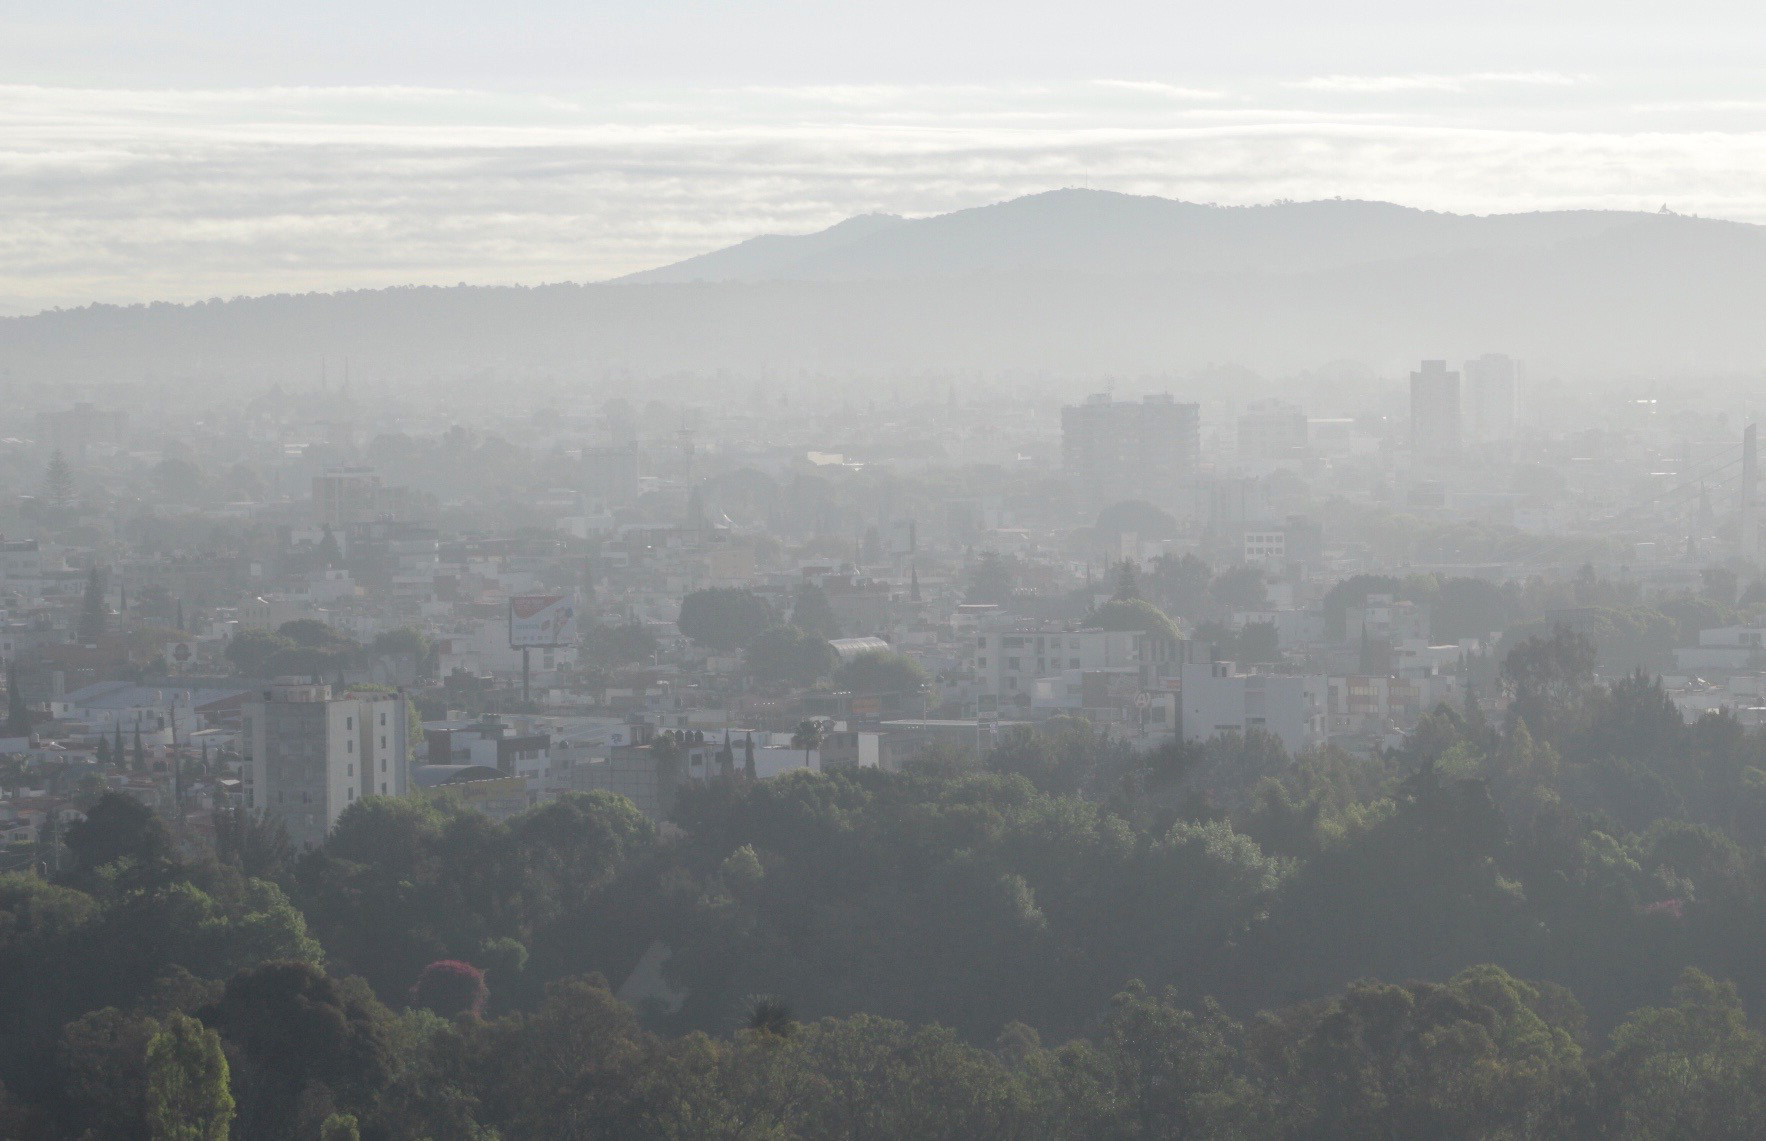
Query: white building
[
  {"left": 1674, "top": 627, "right": 1766, "bottom": 674},
  {"left": 242, "top": 681, "right": 410, "bottom": 848},
  {"left": 1181, "top": 660, "right": 1324, "bottom": 755},
  {"left": 972, "top": 626, "right": 1151, "bottom": 710}
]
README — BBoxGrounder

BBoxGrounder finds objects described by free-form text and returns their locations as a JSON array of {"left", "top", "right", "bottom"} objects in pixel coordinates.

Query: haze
[
  {"left": 12, "top": 5, "right": 1766, "bottom": 1138},
  {"left": 7, "top": 0, "right": 1766, "bottom": 312}
]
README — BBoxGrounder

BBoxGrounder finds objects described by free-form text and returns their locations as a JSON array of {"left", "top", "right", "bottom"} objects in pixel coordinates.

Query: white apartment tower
[{"left": 243, "top": 681, "right": 410, "bottom": 848}]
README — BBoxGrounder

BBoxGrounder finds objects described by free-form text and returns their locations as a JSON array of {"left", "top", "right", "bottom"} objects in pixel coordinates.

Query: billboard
[{"left": 509, "top": 594, "right": 577, "bottom": 648}]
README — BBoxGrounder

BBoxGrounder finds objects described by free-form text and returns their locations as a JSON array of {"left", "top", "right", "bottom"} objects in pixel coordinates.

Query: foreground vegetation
[{"left": 11, "top": 627, "right": 1766, "bottom": 1136}]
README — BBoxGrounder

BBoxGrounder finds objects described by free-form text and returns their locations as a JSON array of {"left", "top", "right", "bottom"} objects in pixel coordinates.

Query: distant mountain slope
[
  {"left": 619, "top": 212, "right": 907, "bottom": 283},
  {"left": 617, "top": 189, "right": 1741, "bottom": 282},
  {"left": 6, "top": 191, "right": 1766, "bottom": 382}
]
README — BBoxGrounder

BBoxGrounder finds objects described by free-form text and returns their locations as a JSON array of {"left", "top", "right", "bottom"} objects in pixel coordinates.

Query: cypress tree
[
  {"left": 133, "top": 721, "right": 146, "bottom": 772},
  {"left": 4, "top": 665, "right": 28, "bottom": 738},
  {"left": 77, "top": 565, "right": 106, "bottom": 643}
]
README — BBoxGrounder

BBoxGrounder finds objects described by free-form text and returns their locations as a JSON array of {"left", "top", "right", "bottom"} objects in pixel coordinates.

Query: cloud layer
[{"left": 5, "top": 80, "right": 1766, "bottom": 313}]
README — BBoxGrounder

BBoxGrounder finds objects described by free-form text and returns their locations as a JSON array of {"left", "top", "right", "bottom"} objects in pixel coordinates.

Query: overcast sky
[{"left": 4, "top": 0, "right": 1766, "bottom": 313}]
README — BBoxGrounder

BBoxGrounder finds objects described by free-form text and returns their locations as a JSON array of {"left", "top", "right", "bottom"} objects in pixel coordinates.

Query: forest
[{"left": 10, "top": 627, "right": 1766, "bottom": 1137}]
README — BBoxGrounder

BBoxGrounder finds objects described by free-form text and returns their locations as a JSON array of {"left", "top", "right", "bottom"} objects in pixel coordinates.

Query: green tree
[
  {"left": 791, "top": 720, "right": 823, "bottom": 768},
  {"left": 201, "top": 961, "right": 390, "bottom": 1140},
  {"left": 789, "top": 582, "right": 842, "bottom": 638},
  {"left": 225, "top": 628, "right": 294, "bottom": 677},
  {"left": 43, "top": 449, "right": 75, "bottom": 509},
  {"left": 745, "top": 625, "right": 837, "bottom": 686},
  {"left": 677, "top": 588, "right": 776, "bottom": 651},
  {"left": 145, "top": 1011, "right": 234, "bottom": 1141},
  {"left": 833, "top": 649, "right": 927, "bottom": 695},
  {"left": 1208, "top": 565, "right": 1268, "bottom": 611},
  {"left": 4, "top": 665, "right": 29, "bottom": 738},
  {"left": 1085, "top": 598, "right": 1181, "bottom": 642},
  {"left": 77, "top": 565, "right": 107, "bottom": 644},
  {"left": 966, "top": 551, "right": 1015, "bottom": 606},
  {"left": 1112, "top": 561, "right": 1141, "bottom": 601},
  {"left": 581, "top": 621, "right": 658, "bottom": 667},
  {"left": 64, "top": 790, "right": 176, "bottom": 888}
]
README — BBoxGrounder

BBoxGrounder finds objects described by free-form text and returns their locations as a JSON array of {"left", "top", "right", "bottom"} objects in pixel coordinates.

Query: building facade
[
  {"left": 1062, "top": 394, "right": 1200, "bottom": 508},
  {"left": 1409, "top": 360, "right": 1462, "bottom": 458},
  {"left": 242, "top": 681, "right": 410, "bottom": 848}
]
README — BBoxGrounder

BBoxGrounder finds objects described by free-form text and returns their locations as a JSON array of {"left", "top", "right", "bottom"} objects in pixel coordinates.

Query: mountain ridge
[
  {"left": 6, "top": 190, "right": 1766, "bottom": 381},
  {"left": 615, "top": 188, "right": 1754, "bottom": 284}
]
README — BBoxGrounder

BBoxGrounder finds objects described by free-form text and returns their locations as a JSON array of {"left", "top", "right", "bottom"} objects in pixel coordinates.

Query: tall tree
[
  {"left": 77, "top": 565, "right": 107, "bottom": 643},
  {"left": 966, "top": 551, "right": 1015, "bottom": 606},
  {"left": 145, "top": 1012, "right": 234, "bottom": 1141},
  {"left": 1113, "top": 561, "right": 1142, "bottom": 602},
  {"left": 4, "top": 665, "right": 29, "bottom": 738},
  {"left": 43, "top": 449, "right": 75, "bottom": 509},
  {"left": 791, "top": 720, "right": 823, "bottom": 768},
  {"left": 133, "top": 721, "right": 146, "bottom": 772},
  {"left": 790, "top": 582, "right": 842, "bottom": 638},
  {"left": 316, "top": 525, "right": 344, "bottom": 567}
]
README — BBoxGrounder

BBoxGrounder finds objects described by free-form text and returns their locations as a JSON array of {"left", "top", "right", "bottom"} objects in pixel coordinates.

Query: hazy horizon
[{"left": 8, "top": 0, "right": 1766, "bottom": 314}]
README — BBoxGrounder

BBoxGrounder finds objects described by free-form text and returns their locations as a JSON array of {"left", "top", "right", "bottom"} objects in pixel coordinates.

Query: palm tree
[
  {"left": 744, "top": 994, "right": 795, "bottom": 1037},
  {"left": 790, "top": 720, "right": 823, "bottom": 768}
]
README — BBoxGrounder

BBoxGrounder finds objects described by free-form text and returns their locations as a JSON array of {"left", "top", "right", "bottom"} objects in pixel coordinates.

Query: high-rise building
[
  {"left": 1409, "top": 360, "right": 1462, "bottom": 457},
  {"left": 1237, "top": 400, "right": 1308, "bottom": 462},
  {"left": 312, "top": 466, "right": 383, "bottom": 528},
  {"left": 1061, "top": 393, "right": 1200, "bottom": 508},
  {"left": 1462, "top": 353, "right": 1519, "bottom": 443},
  {"left": 242, "top": 682, "right": 410, "bottom": 848}
]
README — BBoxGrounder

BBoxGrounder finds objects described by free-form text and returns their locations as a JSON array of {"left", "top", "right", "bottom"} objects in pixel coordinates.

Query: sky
[{"left": 4, "top": 0, "right": 1766, "bottom": 313}]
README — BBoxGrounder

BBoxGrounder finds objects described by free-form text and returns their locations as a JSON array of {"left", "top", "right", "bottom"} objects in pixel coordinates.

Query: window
[
  {"left": 380, "top": 712, "right": 386, "bottom": 726},
  {"left": 347, "top": 763, "right": 353, "bottom": 776},
  {"left": 348, "top": 788, "right": 355, "bottom": 801},
  {"left": 346, "top": 740, "right": 354, "bottom": 753},
  {"left": 1006, "top": 657, "right": 1020, "bottom": 670},
  {"left": 380, "top": 758, "right": 386, "bottom": 772},
  {"left": 346, "top": 716, "right": 353, "bottom": 730},
  {"left": 1070, "top": 658, "right": 1081, "bottom": 669},
  {"left": 380, "top": 736, "right": 386, "bottom": 749},
  {"left": 977, "top": 657, "right": 987, "bottom": 667},
  {"left": 380, "top": 782, "right": 387, "bottom": 794}
]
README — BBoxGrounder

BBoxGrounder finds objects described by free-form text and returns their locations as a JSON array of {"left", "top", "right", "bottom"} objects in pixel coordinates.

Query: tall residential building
[
  {"left": 242, "top": 681, "right": 411, "bottom": 848},
  {"left": 1061, "top": 393, "right": 1200, "bottom": 508},
  {"left": 1462, "top": 353, "right": 1519, "bottom": 443},
  {"left": 1237, "top": 400, "right": 1308, "bottom": 462},
  {"left": 1409, "top": 360, "right": 1462, "bottom": 457},
  {"left": 312, "top": 466, "right": 383, "bottom": 528}
]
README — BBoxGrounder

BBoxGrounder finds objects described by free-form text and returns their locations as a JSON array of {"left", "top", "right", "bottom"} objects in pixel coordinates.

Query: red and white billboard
[{"left": 509, "top": 594, "right": 577, "bottom": 648}]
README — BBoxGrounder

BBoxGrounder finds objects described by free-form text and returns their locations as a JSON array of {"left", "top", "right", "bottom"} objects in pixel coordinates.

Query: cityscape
[{"left": 10, "top": 0, "right": 1766, "bottom": 1135}]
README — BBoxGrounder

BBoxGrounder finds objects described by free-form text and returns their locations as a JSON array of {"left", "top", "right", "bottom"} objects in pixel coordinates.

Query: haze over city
[{"left": 7, "top": 3, "right": 1766, "bottom": 1139}]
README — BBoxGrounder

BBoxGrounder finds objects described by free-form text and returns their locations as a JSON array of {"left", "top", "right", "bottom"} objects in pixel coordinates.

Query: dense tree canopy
[
  {"left": 677, "top": 587, "right": 777, "bottom": 651},
  {"left": 14, "top": 658, "right": 1766, "bottom": 1136}
]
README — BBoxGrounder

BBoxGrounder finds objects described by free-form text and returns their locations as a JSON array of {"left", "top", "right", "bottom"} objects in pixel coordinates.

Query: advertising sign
[{"left": 509, "top": 594, "right": 577, "bottom": 648}]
